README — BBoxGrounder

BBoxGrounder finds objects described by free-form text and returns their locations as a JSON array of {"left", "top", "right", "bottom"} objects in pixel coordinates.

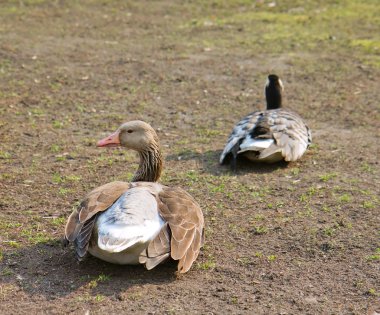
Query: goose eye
[{"left": 127, "top": 129, "right": 133, "bottom": 133}]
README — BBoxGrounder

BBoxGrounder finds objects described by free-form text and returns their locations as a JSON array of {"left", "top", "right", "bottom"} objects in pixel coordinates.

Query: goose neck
[
  {"left": 265, "top": 86, "right": 282, "bottom": 110},
  {"left": 132, "top": 145, "right": 162, "bottom": 182}
]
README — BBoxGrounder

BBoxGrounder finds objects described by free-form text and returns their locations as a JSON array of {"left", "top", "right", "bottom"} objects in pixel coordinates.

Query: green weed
[
  {"left": 319, "top": 173, "right": 337, "bottom": 182},
  {"left": 66, "top": 175, "right": 81, "bottom": 182},
  {"left": 52, "top": 120, "right": 64, "bottom": 129},
  {"left": 0, "top": 151, "right": 11, "bottom": 159},
  {"left": 362, "top": 201, "right": 375, "bottom": 209},
  {"left": 254, "top": 252, "right": 263, "bottom": 258},
  {"left": 251, "top": 226, "right": 268, "bottom": 235},
  {"left": 50, "top": 144, "right": 61, "bottom": 153},
  {"left": 338, "top": 194, "right": 352, "bottom": 203},
  {"left": 366, "top": 248, "right": 380, "bottom": 261}
]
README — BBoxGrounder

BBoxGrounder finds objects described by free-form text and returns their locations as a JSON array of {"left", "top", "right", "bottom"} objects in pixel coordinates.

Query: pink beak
[{"left": 97, "top": 131, "right": 121, "bottom": 147}]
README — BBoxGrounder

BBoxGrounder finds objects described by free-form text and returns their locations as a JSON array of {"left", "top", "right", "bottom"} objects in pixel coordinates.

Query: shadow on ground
[
  {"left": 166, "top": 149, "right": 290, "bottom": 176},
  {"left": 0, "top": 241, "right": 176, "bottom": 300}
]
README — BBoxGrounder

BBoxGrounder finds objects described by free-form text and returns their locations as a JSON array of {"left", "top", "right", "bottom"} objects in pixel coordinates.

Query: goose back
[{"left": 220, "top": 108, "right": 311, "bottom": 164}]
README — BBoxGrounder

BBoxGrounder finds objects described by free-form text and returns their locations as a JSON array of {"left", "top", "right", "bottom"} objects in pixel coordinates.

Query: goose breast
[{"left": 89, "top": 186, "right": 165, "bottom": 264}]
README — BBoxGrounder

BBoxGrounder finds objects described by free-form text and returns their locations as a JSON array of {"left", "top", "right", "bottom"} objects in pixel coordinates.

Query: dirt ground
[{"left": 0, "top": 0, "right": 379, "bottom": 314}]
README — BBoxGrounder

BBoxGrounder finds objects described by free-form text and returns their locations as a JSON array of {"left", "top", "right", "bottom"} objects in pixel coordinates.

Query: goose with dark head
[
  {"left": 265, "top": 74, "right": 283, "bottom": 110},
  {"left": 220, "top": 74, "right": 311, "bottom": 168}
]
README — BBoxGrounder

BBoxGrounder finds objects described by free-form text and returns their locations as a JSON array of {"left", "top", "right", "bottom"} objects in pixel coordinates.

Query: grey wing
[
  {"left": 260, "top": 110, "right": 311, "bottom": 161},
  {"left": 139, "top": 223, "right": 171, "bottom": 270},
  {"left": 219, "top": 112, "right": 262, "bottom": 164},
  {"left": 74, "top": 214, "right": 98, "bottom": 260}
]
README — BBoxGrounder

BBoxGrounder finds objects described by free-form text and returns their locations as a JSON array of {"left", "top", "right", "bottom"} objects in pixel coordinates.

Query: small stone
[{"left": 305, "top": 296, "right": 318, "bottom": 303}]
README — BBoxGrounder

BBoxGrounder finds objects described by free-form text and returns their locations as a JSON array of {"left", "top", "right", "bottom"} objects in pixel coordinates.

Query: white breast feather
[
  {"left": 95, "top": 188, "right": 165, "bottom": 253},
  {"left": 238, "top": 138, "right": 274, "bottom": 153}
]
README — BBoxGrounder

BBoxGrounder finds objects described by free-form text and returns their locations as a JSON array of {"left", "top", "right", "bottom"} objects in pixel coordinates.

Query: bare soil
[{"left": 0, "top": 1, "right": 379, "bottom": 314}]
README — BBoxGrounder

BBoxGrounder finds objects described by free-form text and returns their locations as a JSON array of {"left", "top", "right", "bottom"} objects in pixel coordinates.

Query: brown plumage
[{"left": 64, "top": 121, "right": 204, "bottom": 273}]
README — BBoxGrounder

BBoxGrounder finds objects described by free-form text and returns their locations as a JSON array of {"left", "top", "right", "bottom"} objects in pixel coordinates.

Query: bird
[
  {"left": 220, "top": 74, "right": 312, "bottom": 169},
  {"left": 64, "top": 121, "right": 204, "bottom": 273}
]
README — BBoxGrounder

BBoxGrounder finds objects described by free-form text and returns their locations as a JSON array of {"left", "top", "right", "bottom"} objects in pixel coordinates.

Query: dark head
[{"left": 265, "top": 74, "right": 283, "bottom": 110}]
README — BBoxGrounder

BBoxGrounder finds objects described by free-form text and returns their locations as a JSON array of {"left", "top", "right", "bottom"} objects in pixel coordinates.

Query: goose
[
  {"left": 220, "top": 74, "right": 311, "bottom": 168},
  {"left": 64, "top": 121, "right": 204, "bottom": 273}
]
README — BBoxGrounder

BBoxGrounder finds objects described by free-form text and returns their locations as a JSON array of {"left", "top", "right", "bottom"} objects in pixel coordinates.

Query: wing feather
[
  {"left": 64, "top": 181, "right": 131, "bottom": 259},
  {"left": 219, "top": 112, "right": 262, "bottom": 164},
  {"left": 139, "top": 223, "right": 171, "bottom": 269},
  {"left": 221, "top": 108, "right": 311, "bottom": 163},
  {"left": 157, "top": 187, "right": 204, "bottom": 273}
]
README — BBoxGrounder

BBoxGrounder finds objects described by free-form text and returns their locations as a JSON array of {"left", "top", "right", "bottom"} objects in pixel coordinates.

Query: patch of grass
[
  {"left": 88, "top": 273, "right": 111, "bottom": 288},
  {"left": 186, "top": 170, "right": 198, "bottom": 181},
  {"left": 252, "top": 214, "right": 265, "bottom": 221},
  {"left": 30, "top": 108, "right": 45, "bottom": 116},
  {"left": 254, "top": 252, "right": 263, "bottom": 258},
  {"left": 251, "top": 225, "right": 268, "bottom": 235},
  {"left": 197, "top": 254, "right": 216, "bottom": 270},
  {"left": 0, "top": 58, "right": 12, "bottom": 74},
  {"left": 366, "top": 248, "right": 380, "bottom": 261},
  {"left": 251, "top": 186, "right": 272, "bottom": 200},
  {"left": 367, "top": 288, "right": 379, "bottom": 296},
  {"left": 323, "top": 227, "right": 336, "bottom": 237},
  {"left": 55, "top": 155, "right": 66, "bottom": 162},
  {"left": 49, "top": 81, "right": 62, "bottom": 91},
  {"left": 0, "top": 222, "right": 22, "bottom": 229},
  {"left": 52, "top": 173, "right": 81, "bottom": 184},
  {"left": 196, "top": 128, "right": 223, "bottom": 137},
  {"left": 322, "top": 205, "right": 331, "bottom": 212},
  {"left": 21, "top": 225, "right": 52, "bottom": 244},
  {"left": 362, "top": 201, "right": 375, "bottom": 209},
  {"left": 58, "top": 187, "right": 71, "bottom": 196},
  {"left": 128, "top": 292, "right": 143, "bottom": 301},
  {"left": 0, "top": 173, "right": 13, "bottom": 180},
  {"left": 50, "top": 144, "right": 61, "bottom": 153},
  {"left": 319, "top": 173, "right": 337, "bottom": 182},
  {"left": 66, "top": 174, "right": 81, "bottom": 182},
  {"left": 52, "top": 120, "right": 64, "bottom": 129},
  {"left": 51, "top": 217, "right": 66, "bottom": 226},
  {"left": 7, "top": 241, "right": 21, "bottom": 248},
  {"left": 267, "top": 255, "right": 277, "bottom": 262},
  {"left": 94, "top": 294, "right": 105, "bottom": 302},
  {"left": 76, "top": 293, "right": 92, "bottom": 302},
  {"left": 52, "top": 173, "right": 64, "bottom": 184},
  {"left": 209, "top": 182, "right": 225, "bottom": 193},
  {"left": 0, "top": 151, "right": 11, "bottom": 159},
  {"left": 236, "top": 256, "right": 251, "bottom": 266},
  {"left": 361, "top": 162, "right": 374, "bottom": 173},
  {"left": 300, "top": 194, "right": 308, "bottom": 203},
  {"left": 307, "top": 186, "right": 318, "bottom": 197},
  {"left": 88, "top": 280, "right": 98, "bottom": 289},
  {"left": 1, "top": 267, "right": 13, "bottom": 276},
  {"left": 351, "top": 39, "right": 380, "bottom": 54},
  {"left": 338, "top": 193, "right": 352, "bottom": 203},
  {"left": 290, "top": 167, "right": 300, "bottom": 176},
  {"left": 97, "top": 274, "right": 111, "bottom": 282}
]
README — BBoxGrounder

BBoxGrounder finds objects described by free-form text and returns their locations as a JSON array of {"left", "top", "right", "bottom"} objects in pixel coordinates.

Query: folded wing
[
  {"left": 64, "top": 181, "right": 131, "bottom": 260},
  {"left": 155, "top": 186, "right": 204, "bottom": 273}
]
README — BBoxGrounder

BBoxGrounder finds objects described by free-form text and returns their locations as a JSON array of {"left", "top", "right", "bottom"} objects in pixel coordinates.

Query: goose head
[
  {"left": 97, "top": 120, "right": 162, "bottom": 182},
  {"left": 265, "top": 74, "right": 283, "bottom": 110},
  {"left": 97, "top": 120, "right": 159, "bottom": 152}
]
